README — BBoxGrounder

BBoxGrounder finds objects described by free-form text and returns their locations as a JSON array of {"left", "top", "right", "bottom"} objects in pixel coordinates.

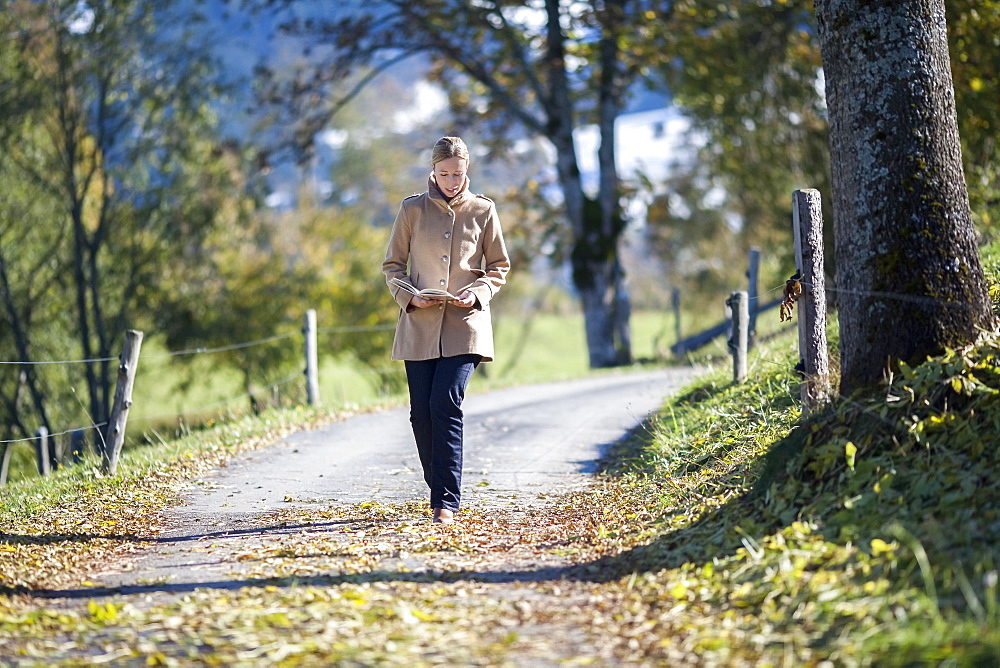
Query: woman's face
[{"left": 433, "top": 156, "right": 468, "bottom": 198}]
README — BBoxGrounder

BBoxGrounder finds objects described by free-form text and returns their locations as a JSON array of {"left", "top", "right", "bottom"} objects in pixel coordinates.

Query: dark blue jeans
[{"left": 404, "top": 354, "right": 481, "bottom": 512}]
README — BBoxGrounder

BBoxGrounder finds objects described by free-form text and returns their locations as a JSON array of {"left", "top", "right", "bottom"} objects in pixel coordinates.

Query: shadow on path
[{"left": 1, "top": 517, "right": 355, "bottom": 548}]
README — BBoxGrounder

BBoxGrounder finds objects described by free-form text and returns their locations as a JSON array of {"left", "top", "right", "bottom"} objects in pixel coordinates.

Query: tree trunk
[
  {"left": 597, "top": 0, "right": 632, "bottom": 366},
  {"left": 544, "top": 0, "right": 630, "bottom": 368},
  {"left": 0, "top": 251, "right": 51, "bottom": 433},
  {"left": 59, "top": 22, "right": 112, "bottom": 427},
  {"left": 553, "top": 147, "right": 625, "bottom": 369},
  {"left": 87, "top": 230, "right": 112, "bottom": 423},
  {"left": 544, "top": 0, "right": 584, "bottom": 235},
  {"left": 71, "top": 208, "right": 105, "bottom": 424},
  {"left": 815, "top": 0, "right": 994, "bottom": 395}
]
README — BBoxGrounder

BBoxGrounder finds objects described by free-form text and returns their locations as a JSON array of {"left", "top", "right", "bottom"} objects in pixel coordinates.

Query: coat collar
[{"left": 427, "top": 173, "right": 471, "bottom": 206}]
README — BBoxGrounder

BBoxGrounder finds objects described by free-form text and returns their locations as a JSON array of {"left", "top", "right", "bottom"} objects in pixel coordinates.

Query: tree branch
[{"left": 394, "top": 2, "right": 548, "bottom": 135}]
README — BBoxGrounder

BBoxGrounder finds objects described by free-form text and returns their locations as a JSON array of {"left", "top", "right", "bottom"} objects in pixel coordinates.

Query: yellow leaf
[
  {"left": 411, "top": 609, "right": 436, "bottom": 622},
  {"left": 870, "top": 538, "right": 894, "bottom": 555}
]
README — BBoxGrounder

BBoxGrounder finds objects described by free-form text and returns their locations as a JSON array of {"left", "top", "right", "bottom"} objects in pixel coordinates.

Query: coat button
[
  {"left": 444, "top": 232, "right": 451, "bottom": 239},
  {"left": 439, "top": 279, "right": 446, "bottom": 286},
  {"left": 442, "top": 255, "right": 448, "bottom": 262},
  {"left": 438, "top": 304, "right": 444, "bottom": 310}
]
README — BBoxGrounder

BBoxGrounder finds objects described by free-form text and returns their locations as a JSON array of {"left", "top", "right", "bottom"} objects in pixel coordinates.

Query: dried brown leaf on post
[{"left": 780, "top": 274, "right": 802, "bottom": 322}]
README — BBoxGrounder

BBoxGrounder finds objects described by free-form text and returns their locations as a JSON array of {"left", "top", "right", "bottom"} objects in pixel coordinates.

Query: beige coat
[{"left": 383, "top": 176, "right": 510, "bottom": 361}]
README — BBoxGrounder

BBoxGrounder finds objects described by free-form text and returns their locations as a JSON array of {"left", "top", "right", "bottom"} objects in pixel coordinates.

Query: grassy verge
[
  {"left": 585, "top": 327, "right": 1000, "bottom": 664},
  {"left": 0, "top": 305, "right": 689, "bottom": 592},
  {"left": 0, "top": 404, "right": 353, "bottom": 591}
]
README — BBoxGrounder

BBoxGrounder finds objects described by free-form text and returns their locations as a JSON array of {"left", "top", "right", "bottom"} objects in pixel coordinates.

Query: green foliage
[
  {"left": 650, "top": 0, "right": 830, "bottom": 273},
  {"left": 593, "top": 323, "right": 1000, "bottom": 660},
  {"left": 650, "top": 0, "right": 1000, "bottom": 291},
  {"left": 151, "top": 200, "right": 398, "bottom": 403},
  {"left": 0, "top": 0, "right": 250, "bottom": 447},
  {"left": 949, "top": 0, "right": 1000, "bottom": 234}
]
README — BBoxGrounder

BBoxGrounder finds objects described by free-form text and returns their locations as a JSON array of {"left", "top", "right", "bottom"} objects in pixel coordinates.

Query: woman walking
[{"left": 382, "top": 136, "right": 511, "bottom": 524}]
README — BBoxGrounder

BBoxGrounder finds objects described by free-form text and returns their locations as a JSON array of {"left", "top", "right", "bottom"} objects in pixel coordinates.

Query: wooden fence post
[
  {"left": 727, "top": 290, "right": 749, "bottom": 383},
  {"left": 671, "top": 287, "right": 683, "bottom": 355},
  {"left": 304, "top": 309, "right": 320, "bottom": 407},
  {"left": 102, "top": 330, "right": 143, "bottom": 476},
  {"left": 0, "top": 443, "right": 11, "bottom": 486},
  {"left": 793, "top": 189, "right": 831, "bottom": 410},
  {"left": 34, "top": 427, "right": 51, "bottom": 476},
  {"left": 747, "top": 247, "right": 761, "bottom": 345}
]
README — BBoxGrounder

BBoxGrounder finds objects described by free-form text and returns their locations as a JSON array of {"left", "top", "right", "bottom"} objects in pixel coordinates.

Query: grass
[
  {"left": 131, "top": 305, "right": 744, "bottom": 424},
  {"left": 584, "top": 326, "right": 1000, "bottom": 664}
]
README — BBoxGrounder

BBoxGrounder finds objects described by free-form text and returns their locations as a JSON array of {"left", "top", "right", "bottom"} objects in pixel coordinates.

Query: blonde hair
[{"left": 431, "top": 136, "right": 470, "bottom": 165}]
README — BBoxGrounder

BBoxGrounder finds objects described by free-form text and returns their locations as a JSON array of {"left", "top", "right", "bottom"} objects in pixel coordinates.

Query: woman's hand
[
  {"left": 450, "top": 290, "right": 477, "bottom": 308},
  {"left": 409, "top": 291, "right": 476, "bottom": 309},
  {"left": 409, "top": 295, "right": 437, "bottom": 309}
]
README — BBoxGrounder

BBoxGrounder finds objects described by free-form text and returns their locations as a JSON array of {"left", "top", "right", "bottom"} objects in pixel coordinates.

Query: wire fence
[
  {"left": 0, "top": 422, "right": 108, "bottom": 446},
  {"left": 0, "top": 320, "right": 397, "bottom": 447},
  {"left": 2, "top": 274, "right": 995, "bottom": 450}
]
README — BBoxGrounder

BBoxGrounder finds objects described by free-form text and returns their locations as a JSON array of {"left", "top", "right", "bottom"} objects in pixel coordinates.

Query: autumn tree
[
  {"left": 814, "top": 0, "right": 994, "bottom": 393},
  {"left": 154, "top": 197, "right": 399, "bottom": 408},
  {"left": 246, "top": 0, "right": 669, "bottom": 368},
  {"left": 642, "top": 0, "right": 999, "bottom": 312},
  {"left": 652, "top": 0, "right": 830, "bottom": 269},
  {"left": 0, "top": 0, "right": 246, "bottom": 442},
  {"left": 0, "top": 156, "right": 64, "bottom": 443}
]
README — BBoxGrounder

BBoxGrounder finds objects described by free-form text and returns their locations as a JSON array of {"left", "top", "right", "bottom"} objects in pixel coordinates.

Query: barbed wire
[
  {"left": 138, "top": 332, "right": 300, "bottom": 359},
  {"left": 745, "top": 276, "right": 995, "bottom": 312},
  {"left": 0, "top": 323, "right": 395, "bottom": 366},
  {"left": 319, "top": 323, "right": 396, "bottom": 334},
  {"left": 4, "top": 278, "right": 988, "bottom": 368},
  {"left": 0, "top": 319, "right": 396, "bottom": 453},
  {"left": 801, "top": 280, "right": 990, "bottom": 310},
  {"left": 0, "top": 422, "right": 107, "bottom": 445},
  {"left": 2, "top": 278, "right": 992, "bottom": 449},
  {"left": 128, "top": 371, "right": 303, "bottom": 423},
  {"left": 0, "top": 370, "right": 303, "bottom": 443},
  {"left": 0, "top": 355, "right": 117, "bottom": 366}
]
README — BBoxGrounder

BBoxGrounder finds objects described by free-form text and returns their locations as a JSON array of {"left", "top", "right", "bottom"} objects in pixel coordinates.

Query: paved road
[
  {"left": 183, "top": 367, "right": 701, "bottom": 516},
  {"left": 92, "top": 367, "right": 700, "bottom": 592}
]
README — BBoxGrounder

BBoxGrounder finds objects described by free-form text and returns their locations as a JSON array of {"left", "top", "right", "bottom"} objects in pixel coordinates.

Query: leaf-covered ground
[{"left": 3, "top": 327, "right": 1000, "bottom": 665}]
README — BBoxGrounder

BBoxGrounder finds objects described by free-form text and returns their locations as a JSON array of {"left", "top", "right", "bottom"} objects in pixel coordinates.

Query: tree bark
[
  {"left": 597, "top": 0, "right": 632, "bottom": 366},
  {"left": 70, "top": 203, "right": 105, "bottom": 423},
  {"left": 544, "top": 0, "right": 630, "bottom": 368},
  {"left": 58, "top": 25, "right": 112, "bottom": 426},
  {"left": 815, "top": 0, "right": 994, "bottom": 394}
]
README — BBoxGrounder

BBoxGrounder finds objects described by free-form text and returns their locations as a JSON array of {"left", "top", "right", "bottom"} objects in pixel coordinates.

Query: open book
[{"left": 389, "top": 277, "right": 462, "bottom": 300}]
